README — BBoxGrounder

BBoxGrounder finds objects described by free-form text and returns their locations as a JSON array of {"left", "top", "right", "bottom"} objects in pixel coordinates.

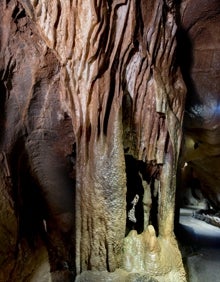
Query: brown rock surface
[
  {"left": 0, "top": 0, "right": 193, "bottom": 281},
  {"left": 179, "top": 0, "right": 220, "bottom": 210},
  {"left": 0, "top": 1, "right": 75, "bottom": 280}
]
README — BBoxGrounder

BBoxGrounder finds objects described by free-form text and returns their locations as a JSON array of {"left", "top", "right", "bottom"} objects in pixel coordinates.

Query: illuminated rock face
[
  {"left": 0, "top": 0, "right": 187, "bottom": 281},
  {"left": 179, "top": 0, "right": 220, "bottom": 210}
]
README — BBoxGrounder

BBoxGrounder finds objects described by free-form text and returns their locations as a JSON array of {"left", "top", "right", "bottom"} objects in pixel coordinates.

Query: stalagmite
[{"left": 0, "top": 0, "right": 188, "bottom": 281}]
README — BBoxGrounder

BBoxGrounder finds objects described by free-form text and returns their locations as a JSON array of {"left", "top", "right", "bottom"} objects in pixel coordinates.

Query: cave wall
[
  {"left": 178, "top": 0, "right": 220, "bottom": 210},
  {"left": 0, "top": 0, "right": 190, "bottom": 281},
  {"left": 0, "top": 1, "right": 75, "bottom": 280}
]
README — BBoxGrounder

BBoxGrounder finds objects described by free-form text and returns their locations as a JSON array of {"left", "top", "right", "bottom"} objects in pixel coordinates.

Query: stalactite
[{"left": 3, "top": 0, "right": 187, "bottom": 280}]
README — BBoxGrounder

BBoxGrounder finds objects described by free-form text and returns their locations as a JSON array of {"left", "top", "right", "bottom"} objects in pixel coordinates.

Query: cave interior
[{"left": 0, "top": 0, "right": 220, "bottom": 282}]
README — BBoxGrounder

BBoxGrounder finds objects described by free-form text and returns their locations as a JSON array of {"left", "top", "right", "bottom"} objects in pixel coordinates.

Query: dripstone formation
[{"left": 0, "top": 0, "right": 219, "bottom": 281}]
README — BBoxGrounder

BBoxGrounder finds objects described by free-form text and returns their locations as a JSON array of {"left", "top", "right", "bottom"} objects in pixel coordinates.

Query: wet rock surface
[{"left": 0, "top": 0, "right": 220, "bottom": 281}]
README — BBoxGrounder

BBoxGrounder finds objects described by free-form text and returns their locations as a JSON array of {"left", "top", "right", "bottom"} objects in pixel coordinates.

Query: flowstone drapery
[{"left": 0, "top": 0, "right": 186, "bottom": 281}]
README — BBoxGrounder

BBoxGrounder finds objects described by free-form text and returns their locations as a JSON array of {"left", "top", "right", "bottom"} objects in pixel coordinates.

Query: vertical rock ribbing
[{"left": 1, "top": 0, "right": 187, "bottom": 280}]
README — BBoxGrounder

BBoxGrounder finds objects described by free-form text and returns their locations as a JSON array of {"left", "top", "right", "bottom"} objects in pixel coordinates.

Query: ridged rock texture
[{"left": 0, "top": 0, "right": 187, "bottom": 281}]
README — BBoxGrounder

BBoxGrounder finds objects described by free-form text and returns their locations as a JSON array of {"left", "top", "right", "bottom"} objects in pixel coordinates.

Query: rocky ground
[
  {"left": 192, "top": 209, "right": 220, "bottom": 228},
  {"left": 177, "top": 208, "right": 220, "bottom": 282}
]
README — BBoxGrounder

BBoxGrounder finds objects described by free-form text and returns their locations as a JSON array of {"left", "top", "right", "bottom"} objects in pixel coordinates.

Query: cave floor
[
  {"left": 30, "top": 207, "right": 220, "bottom": 282},
  {"left": 177, "top": 208, "right": 220, "bottom": 282}
]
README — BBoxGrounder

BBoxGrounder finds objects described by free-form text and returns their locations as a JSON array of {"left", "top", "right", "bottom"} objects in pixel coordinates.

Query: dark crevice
[
  {"left": 86, "top": 123, "right": 91, "bottom": 144},
  {"left": 18, "top": 160, "right": 47, "bottom": 248},
  {"left": 125, "top": 154, "right": 144, "bottom": 235},
  {"left": 103, "top": 72, "right": 116, "bottom": 135},
  {"left": 0, "top": 80, "right": 6, "bottom": 144},
  {"left": 105, "top": 239, "right": 110, "bottom": 272},
  {"left": 66, "top": 143, "right": 76, "bottom": 179},
  {"left": 12, "top": 4, "right": 26, "bottom": 22},
  {"left": 149, "top": 179, "right": 159, "bottom": 235},
  {"left": 125, "top": 154, "right": 161, "bottom": 236},
  {"left": 9, "top": 138, "right": 47, "bottom": 249},
  {"left": 54, "top": 0, "right": 61, "bottom": 29}
]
